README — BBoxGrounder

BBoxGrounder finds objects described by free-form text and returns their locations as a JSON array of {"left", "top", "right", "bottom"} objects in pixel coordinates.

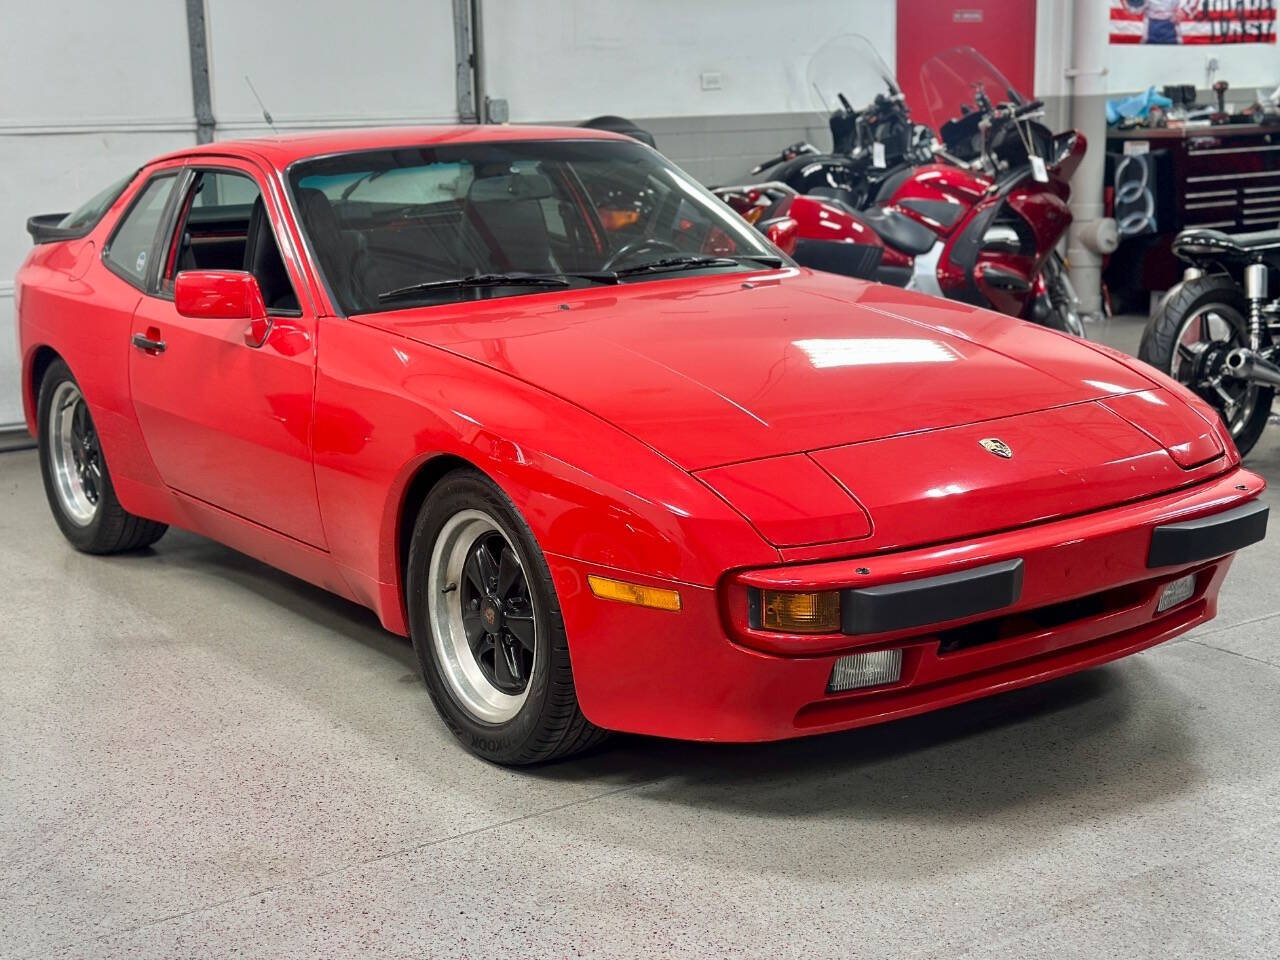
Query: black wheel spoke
[
  {"left": 474, "top": 539, "right": 499, "bottom": 589},
  {"left": 463, "top": 551, "right": 486, "bottom": 594},
  {"left": 70, "top": 403, "right": 84, "bottom": 447},
  {"left": 493, "top": 638, "right": 518, "bottom": 689},
  {"left": 462, "top": 610, "right": 485, "bottom": 650},
  {"left": 496, "top": 549, "right": 522, "bottom": 600},
  {"left": 505, "top": 612, "right": 535, "bottom": 651},
  {"left": 502, "top": 637, "right": 527, "bottom": 683}
]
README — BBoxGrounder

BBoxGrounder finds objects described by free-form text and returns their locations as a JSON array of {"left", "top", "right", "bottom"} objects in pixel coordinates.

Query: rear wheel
[
  {"left": 37, "top": 359, "right": 167, "bottom": 553},
  {"left": 406, "top": 469, "right": 606, "bottom": 764},
  {"left": 1138, "top": 274, "right": 1272, "bottom": 457}
]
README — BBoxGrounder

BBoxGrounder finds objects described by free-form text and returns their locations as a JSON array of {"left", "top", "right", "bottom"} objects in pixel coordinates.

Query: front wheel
[
  {"left": 1137, "top": 274, "right": 1272, "bottom": 457},
  {"left": 37, "top": 359, "right": 168, "bottom": 553},
  {"left": 1038, "top": 253, "right": 1086, "bottom": 338},
  {"left": 406, "top": 469, "right": 606, "bottom": 765}
]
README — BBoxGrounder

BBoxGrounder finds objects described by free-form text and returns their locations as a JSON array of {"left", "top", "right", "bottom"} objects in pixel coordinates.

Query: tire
[
  {"left": 1040, "top": 253, "right": 1086, "bottom": 338},
  {"left": 36, "top": 359, "right": 168, "bottom": 554},
  {"left": 1138, "top": 274, "right": 1272, "bottom": 458},
  {"left": 406, "top": 468, "right": 607, "bottom": 765}
]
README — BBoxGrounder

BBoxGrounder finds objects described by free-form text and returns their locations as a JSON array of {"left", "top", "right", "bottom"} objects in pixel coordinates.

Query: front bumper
[{"left": 549, "top": 468, "right": 1266, "bottom": 742}]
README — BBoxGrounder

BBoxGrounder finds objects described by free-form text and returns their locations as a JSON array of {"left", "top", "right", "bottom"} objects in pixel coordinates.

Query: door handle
[{"left": 131, "top": 331, "right": 166, "bottom": 353}]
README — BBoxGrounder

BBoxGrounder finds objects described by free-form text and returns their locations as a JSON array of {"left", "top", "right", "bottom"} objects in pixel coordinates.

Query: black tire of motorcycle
[
  {"left": 1137, "top": 274, "right": 1272, "bottom": 458},
  {"left": 1040, "top": 254, "right": 1085, "bottom": 338}
]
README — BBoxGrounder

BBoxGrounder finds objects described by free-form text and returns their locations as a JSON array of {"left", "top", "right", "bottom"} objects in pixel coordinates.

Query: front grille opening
[{"left": 936, "top": 581, "right": 1152, "bottom": 655}]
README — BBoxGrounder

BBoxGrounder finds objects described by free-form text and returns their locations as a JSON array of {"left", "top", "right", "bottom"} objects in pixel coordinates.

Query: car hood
[{"left": 361, "top": 269, "right": 1160, "bottom": 471}]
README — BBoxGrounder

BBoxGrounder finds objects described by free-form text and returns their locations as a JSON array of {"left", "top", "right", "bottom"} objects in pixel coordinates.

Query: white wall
[
  {"left": 0, "top": 0, "right": 457, "bottom": 429},
  {"left": 205, "top": 0, "right": 456, "bottom": 136},
  {"left": 1106, "top": 41, "right": 1279, "bottom": 96},
  {"left": 482, "top": 0, "right": 897, "bottom": 121},
  {"left": 0, "top": 1, "right": 196, "bottom": 428}
]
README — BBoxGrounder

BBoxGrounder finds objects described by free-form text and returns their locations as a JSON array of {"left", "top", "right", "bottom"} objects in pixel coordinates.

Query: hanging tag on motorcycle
[
  {"left": 872, "top": 141, "right": 886, "bottom": 168},
  {"left": 1030, "top": 155, "right": 1048, "bottom": 183}
]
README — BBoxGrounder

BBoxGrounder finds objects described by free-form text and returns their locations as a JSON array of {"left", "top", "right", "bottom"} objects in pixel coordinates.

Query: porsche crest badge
[{"left": 979, "top": 438, "right": 1013, "bottom": 459}]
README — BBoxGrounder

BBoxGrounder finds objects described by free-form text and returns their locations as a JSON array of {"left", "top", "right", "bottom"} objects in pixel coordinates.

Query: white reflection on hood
[{"left": 794, "top": 338, "right": 960, "bottom": 369}]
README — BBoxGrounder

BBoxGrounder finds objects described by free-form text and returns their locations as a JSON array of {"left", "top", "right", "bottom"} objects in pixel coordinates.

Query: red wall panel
[{"left": 895, "top": 0, "right": 1037, "bottom": 125}]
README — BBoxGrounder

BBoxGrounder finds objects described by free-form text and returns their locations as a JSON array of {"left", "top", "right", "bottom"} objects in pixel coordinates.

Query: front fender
[{"left": 312, "top": 318, "right": 780, "bottom": 631}]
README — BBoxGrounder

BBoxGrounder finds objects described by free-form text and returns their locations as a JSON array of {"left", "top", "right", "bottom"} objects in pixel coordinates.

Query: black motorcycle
[
  {"left": 749, "top": 34, "right": 934, "bottom": 210},
  {"left": 1139, "top": 227, "right": 1280, "bottom": 456}
]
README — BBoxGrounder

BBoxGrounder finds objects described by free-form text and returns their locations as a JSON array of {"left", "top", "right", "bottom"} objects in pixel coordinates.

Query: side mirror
[
  {"left": 761, "top": 216, "right": 799, "bottom": 257},
  {"left": 174, "top": 270, "right": 272, "bottom": 348}
]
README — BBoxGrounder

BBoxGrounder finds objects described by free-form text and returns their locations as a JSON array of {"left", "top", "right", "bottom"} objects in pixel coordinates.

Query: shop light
[
  {"left": 761, "top": 590, "right": 841, "bottom": 633},
  {"left": 587, "top": 575, "right": 682, "bottom": 612},
  {"left": 828, "top": 649, "right": 903, "bottom": 693}
]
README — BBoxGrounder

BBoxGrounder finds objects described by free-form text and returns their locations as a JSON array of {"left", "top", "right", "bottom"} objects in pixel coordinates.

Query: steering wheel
[{"left": 601, "top": 237, "right": 683, "bottom": 271}]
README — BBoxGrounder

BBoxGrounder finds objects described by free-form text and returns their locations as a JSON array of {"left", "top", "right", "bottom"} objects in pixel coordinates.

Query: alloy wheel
[
  {"left": 48, "top": 381, "right": 102, "bottom": 526},
  {"left": 426, "top": 509, "right": 538, "bottom": 724}
]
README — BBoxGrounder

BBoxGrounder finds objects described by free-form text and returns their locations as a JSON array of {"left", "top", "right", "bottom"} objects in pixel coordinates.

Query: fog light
[
  {"left": 1157, "top": 573, "right": 1196, "bottom": 613},
  {"left": 761, "top": 590, "right": 841, "bottom": 633},
  {"left": 828, "top": 648, "right": 903, "bottom": 693}
]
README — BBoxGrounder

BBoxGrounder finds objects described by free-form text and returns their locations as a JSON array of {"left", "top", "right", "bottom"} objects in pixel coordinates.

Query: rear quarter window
[
  {"left": 58, "top": 172, "right": 136, "bottom": 232},
  {"left": 103, "top": 174, "right": 179, "bottom": 288}
]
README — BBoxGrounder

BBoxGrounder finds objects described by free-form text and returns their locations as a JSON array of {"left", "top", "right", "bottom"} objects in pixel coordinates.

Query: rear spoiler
[{"left": 26, "top": 213, "right": 77, "bottom": 245}]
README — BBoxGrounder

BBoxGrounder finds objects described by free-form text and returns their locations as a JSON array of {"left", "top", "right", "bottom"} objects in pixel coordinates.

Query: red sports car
[{"left": 16, "top": 126, "right": 1268, "bottom": 764}]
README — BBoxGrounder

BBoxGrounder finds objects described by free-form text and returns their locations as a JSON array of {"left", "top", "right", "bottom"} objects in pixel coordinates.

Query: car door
[{"left": 126, "top": 159, "right": 327, "bottom": 548}]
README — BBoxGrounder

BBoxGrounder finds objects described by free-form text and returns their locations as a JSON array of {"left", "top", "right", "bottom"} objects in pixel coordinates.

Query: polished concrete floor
[{"left": 3, "top": 317, "right": 1279, "bottom": 959}]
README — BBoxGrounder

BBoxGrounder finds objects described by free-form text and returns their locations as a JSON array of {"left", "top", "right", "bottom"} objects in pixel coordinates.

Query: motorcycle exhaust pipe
[{"left": 1225, "top": 349, "right": 1280, "bottom": 388}]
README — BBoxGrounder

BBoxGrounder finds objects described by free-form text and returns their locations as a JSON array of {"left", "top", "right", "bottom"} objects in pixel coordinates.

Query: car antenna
[{"left": 244, "top": 75, "right": 278, "bottom": 134}]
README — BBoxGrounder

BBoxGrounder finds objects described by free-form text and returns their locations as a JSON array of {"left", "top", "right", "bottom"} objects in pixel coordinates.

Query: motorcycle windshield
[
  {"left": 805, "top": 33, "right": 899, "bottom": 121},
  {"left": 919, "top": 46, "right": 1024, "bottom": 130}
]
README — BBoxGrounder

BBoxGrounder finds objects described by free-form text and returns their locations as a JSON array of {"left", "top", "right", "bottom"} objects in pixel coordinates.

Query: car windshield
[{"left": 288, "top": 139, "right": 783, "bottom": 314}]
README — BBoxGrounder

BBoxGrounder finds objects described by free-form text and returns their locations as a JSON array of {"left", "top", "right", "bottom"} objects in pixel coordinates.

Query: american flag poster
[{"left": 1110, "top": 0, "right": 1277, "bottom": 43}]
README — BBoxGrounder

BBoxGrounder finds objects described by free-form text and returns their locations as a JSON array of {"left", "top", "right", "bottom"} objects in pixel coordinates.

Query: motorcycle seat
[
  {"left": 1176, "top": 228, "right": 1280, "bottom": 259},
  {"left": 860, "top": 207, "right": 938, "bottom": 256}
]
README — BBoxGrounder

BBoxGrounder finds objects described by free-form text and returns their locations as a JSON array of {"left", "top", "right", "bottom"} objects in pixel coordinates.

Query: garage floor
[{"left": 3, "top": 317, "right": 1278, "bottom": 959}]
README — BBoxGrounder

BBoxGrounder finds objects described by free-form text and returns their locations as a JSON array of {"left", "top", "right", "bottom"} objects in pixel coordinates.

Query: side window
[
  {"left": 103, "top": 174, "right": 178, "bottom": 287},
  {"left": 164, "top": 169, "right": 300, "bottom": 314}
]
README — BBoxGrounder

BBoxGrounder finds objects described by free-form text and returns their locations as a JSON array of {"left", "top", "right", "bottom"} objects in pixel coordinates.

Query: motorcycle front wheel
[
  {"left": 1138, "top": 274, "right": 1272, "bottom": 457},
  {"left": 1039, "top": 253, "right": 1086, "bottom": 338}
]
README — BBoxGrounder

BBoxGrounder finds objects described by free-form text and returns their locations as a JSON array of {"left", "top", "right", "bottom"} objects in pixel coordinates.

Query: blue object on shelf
[{"left": 1107, "top": 86, "right": 1174, "bottom": 126}]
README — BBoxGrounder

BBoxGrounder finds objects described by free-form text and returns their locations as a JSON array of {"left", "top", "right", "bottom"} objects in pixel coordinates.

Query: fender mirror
[
  {"left": 761, "top": 216, "right": 799, "bottom": 257},
  {"left": 174, "top": 270, "right": 272, "bottom": 347}
]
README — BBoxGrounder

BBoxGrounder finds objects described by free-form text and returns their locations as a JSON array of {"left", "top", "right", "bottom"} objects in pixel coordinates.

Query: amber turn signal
[
  {"left": 587, "top": 575, "right": 682, "bottom": 612},
  {"left": 760, "top": 590, "right": 841, "bottom": 633}
]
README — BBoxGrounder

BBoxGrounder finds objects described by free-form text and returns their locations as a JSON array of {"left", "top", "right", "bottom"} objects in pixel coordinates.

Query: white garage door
[{"left": 2, "top": 0, "right": 456, "bottom": 430}]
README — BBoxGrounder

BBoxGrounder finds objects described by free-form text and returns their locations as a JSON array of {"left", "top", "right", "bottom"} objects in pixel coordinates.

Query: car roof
[{"left": 152, "top": 125, "right": 632, "bottom": 169}]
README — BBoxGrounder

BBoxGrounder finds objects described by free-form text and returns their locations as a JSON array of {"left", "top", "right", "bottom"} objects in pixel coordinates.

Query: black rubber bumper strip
[
  {"left": 841, "top": 558, "right": 1024, "bottom": 636},
  {"left": 1147, "top": 499, "right": 1269, "bottom": 568}
]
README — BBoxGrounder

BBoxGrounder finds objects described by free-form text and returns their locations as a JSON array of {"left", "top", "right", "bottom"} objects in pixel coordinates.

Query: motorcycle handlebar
[
  {"left": 750, "top": 152, "right": 789, "bottom": 175},
  {"left": 750, "top": 142, "right": 816, "bottom": 175}
]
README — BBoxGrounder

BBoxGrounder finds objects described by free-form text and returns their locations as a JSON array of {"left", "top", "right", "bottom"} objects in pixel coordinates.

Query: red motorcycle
[{"left": 719, "top": 47, "right": 1087, "bottom": 336}]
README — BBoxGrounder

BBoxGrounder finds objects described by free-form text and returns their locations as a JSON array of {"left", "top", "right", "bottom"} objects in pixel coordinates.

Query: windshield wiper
[
  {"left": 378, "top": 271, "right": 618, "bottom": 303},
  {"left": 612, "top": 254, "right": 784, "bottom": 278}
]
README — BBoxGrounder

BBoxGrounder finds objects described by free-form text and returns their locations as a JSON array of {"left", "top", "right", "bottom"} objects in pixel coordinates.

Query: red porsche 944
[{"left": 16, "top": 127, "right": 1267, "bottom": 763}]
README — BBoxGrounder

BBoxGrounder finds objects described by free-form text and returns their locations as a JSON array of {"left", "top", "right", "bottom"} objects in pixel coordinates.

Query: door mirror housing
[{"left": 174, "top": 270, "right": 272, "bottom": 347}]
